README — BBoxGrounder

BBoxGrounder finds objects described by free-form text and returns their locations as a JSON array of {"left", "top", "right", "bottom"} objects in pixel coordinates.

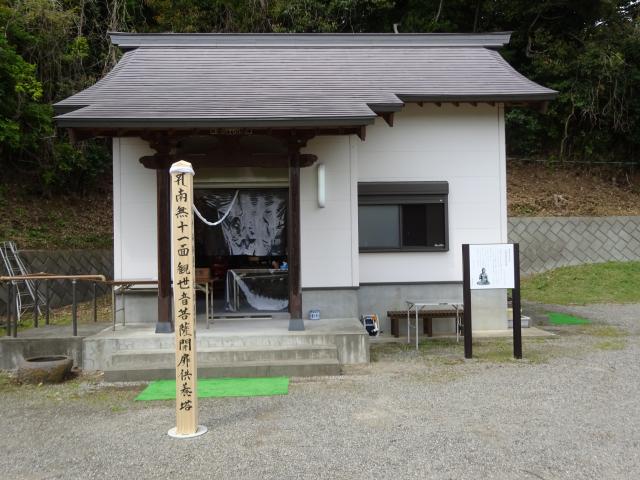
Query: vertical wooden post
[
  {"left": 11, "top": 282, "right": 17, "bottom": 338},
  {"left": 462, "top": 244, "right": 473, "bottom": 359},
  {"left": 288, "top": 148, "right": 304, "bottom": 331},
  {"left": 512, "top": 243, "right": 522, "bottom": 359},
  {"left": 72, "top": 279, "right": 78, "bottom": 337},
  {"left": 45, "top": 281, "right": 50, "bottom": 325},
  {"left": 6, "top": 282, "right": 12, "bottom": 337},
  {"left": 168, "top": 160, "right": 206, "bottom": 439},
  {"left": 93, "top": 282, "right": 98, "bottom": 323},
  {"left": 33, "top": 281, "right": 39, "bottom": 328},
  {"left": 156, "top": 167, "right": 173, "bottom": 333}
]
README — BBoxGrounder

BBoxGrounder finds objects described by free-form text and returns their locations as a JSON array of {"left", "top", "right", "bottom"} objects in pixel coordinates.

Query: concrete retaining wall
[{"left": 508, "top": 216, "right": 640, "bottom": 275}]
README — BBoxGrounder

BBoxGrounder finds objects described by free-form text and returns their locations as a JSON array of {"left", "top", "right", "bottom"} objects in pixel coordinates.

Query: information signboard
[
  {"left": 462, "top": 243, "right": 522, "bottom": 360},
  {"left": 469, "top": 243, "right": 515, "bottom": 290}
]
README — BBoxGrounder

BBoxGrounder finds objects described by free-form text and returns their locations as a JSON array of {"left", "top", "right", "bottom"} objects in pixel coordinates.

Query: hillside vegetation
[
  {"left": 0, "top": 184, "right": 112, "bottom": 250},
  {"left": 2, "top": 163, "right": 639, "bottom": 250},
  {"left": 508, "top": 162, "right": 640, "bottom": 217}
]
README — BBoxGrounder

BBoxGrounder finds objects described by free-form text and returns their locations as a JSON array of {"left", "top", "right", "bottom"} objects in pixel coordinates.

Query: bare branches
[
  {"left": 104, "top": 0, "right": 130, "bottom": 74},
  {"left": 434, "top": 0, "right": 444, "bottom": 23},
  {"left": 473, "top": 0, "right": 483, "bottom": 32}
]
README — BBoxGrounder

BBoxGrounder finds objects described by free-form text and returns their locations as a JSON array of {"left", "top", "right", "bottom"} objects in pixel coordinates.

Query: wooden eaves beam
[
  {"left": 410, "top": 100, "right": 551, "bottom": 110},
  {"left": 358, "top": 126, "right": 366, "bottom": 141},
  {"left": 139, "top": 152, "right": 318, "bottom": 169},
  {"left": 66, "top": 126, "right": 367, "bottom": 143},
  {"left": 380, "top": 112, "right": 394, "bottom": 127}
]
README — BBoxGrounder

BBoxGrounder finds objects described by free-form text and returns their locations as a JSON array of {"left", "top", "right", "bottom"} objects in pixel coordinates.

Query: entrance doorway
[{"left": 194, "top": 187, "right": 289, "bottom": 316}]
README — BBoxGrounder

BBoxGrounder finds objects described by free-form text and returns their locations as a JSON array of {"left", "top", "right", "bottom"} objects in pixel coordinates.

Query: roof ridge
[{"left": 109, "top": 32, "right": 512, "bottom": 50}]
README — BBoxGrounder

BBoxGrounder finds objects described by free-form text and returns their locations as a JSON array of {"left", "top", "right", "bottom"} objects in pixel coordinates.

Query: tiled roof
[{"left": 54, "top": 33, "right": 557, "bottom": 128}]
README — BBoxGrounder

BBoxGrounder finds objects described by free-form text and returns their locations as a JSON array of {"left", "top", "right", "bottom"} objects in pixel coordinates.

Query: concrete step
[
  {"left": 111, "top": 344, "right": 338, "bottom": 368},
  {"left": 100, "top": 334, "right": 345, "bottom": 351},
  {"left": 104, "top": 358, "right": 341, "bottom": 382}
]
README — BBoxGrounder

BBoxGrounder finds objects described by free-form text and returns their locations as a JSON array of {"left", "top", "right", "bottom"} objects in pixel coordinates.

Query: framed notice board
[
  {"left": 469, "top": 244, "right": 515, "bottom": 290},
  {"left": 462, "top": 243, "right": 522, "bottom": 360}
]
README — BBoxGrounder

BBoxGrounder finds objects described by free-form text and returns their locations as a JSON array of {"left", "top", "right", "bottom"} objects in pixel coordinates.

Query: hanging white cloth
[{"left": 192, "top": 189, "right": 239, "bottom": 226}]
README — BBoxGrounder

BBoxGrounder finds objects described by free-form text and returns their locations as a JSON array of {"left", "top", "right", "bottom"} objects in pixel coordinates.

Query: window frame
[{"left": 358, "top": 182, "right": 449, "bottom": 253}]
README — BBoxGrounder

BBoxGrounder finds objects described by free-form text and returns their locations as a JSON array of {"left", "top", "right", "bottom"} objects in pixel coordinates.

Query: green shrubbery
[{"left": 1, "top": 0, "right": 639, "bottom": 194}]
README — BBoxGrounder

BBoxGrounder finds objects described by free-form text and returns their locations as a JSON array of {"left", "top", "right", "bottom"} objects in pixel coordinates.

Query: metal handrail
[
  {"left": 1, "top": 273, "right": 108, "bottom": 338},
  {"left": 0, "top": 274, "right": 106, "bottom": 282}
]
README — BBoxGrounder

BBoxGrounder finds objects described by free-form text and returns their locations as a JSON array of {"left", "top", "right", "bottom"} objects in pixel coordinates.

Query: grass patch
[
  {"left": 522, "top": 261, "right": 640, "bottom": 305},
  {"left": 588, "top": 325, "right": 626, "bottom": 338},
  {"left": 472, "top": 338, "right": 550, "bottom": 364},
  {"left": 0, "top": 372, "right": 145, "bottom": 413},
  {"left": 0, "top": 372, "right": 19, "bottom": 393},
  {"left": 14, "top": 295, "right": 112, "bottom": 332},
  {"left": 594, "top": 339, "right": 626, "bottom": 351},
  {"left": 371, "top": 336, "right": 552, "bottom": 365}
]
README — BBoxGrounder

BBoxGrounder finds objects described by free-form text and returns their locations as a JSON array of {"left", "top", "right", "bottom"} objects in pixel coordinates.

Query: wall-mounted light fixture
[{"left": 317, "top": 163, "right": 326, "bottom": 208}]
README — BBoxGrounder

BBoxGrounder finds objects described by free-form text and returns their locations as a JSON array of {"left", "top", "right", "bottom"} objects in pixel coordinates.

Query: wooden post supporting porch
[
  {"left": 140, "top": 137, "right": 176, "bottom": 333},
  {"left": 156, "top": 166, "right": 173, "bottom": 333},
  {"left": 288, "top": 147, "right": 304, "bottom": 331}
]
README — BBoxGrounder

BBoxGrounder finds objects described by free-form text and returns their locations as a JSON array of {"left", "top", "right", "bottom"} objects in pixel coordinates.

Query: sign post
[
  {"left": 462, "top": 244, "right": 473, "bottom": 359},
  {"left": 512, "top": 244, "right": 522, "bottom": 359},
  {"left": 462, "top": 243, "right": 522, "bottom": 360},
  {"left": 168, "top": 160, "right": 207, "bottom": 439}
]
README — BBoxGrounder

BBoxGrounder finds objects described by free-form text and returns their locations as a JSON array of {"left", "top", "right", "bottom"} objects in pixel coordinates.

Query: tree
[{"left": 1, "top": 0, "right": 639, "bottom": 196}]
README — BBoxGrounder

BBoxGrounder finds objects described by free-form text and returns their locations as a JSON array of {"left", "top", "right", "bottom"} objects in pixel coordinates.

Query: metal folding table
[{"left": 405, "top": 300, "right": 464, "bottom": 350}]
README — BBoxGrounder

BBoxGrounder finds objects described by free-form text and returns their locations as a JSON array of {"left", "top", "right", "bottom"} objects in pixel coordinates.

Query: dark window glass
[
  {"left": 358, "top": 205, "right": 400, "bottom": 248},
  {"left": 358, "top": 182, "right": 448, "bottom": 251},
  {"left": 425, "top": 203, "right": 446, "bottom": 247},
  {"left": 401, "top": 204, "right": 427, "bottom": 246}
]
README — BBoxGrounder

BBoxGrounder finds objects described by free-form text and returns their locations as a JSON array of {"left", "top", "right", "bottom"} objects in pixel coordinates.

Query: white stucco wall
[
  {"left": 300, "top": 136, "right": 358, "bottom": 288},
  {"left": 356, "top": 103, "right": 507, "bottom": 284},
  {"left": 112, "top": 137, "right": 157, "bottom": 280}
]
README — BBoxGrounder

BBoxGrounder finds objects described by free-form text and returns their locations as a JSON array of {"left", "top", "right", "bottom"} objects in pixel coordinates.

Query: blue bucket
[{"left": 308, "top": 309, "right": 320, "bottom": 320}]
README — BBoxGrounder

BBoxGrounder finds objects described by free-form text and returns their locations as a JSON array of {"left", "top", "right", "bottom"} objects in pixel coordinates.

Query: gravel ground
[{"left": 1, "top": 303, "right": 639, "bottom": 480}]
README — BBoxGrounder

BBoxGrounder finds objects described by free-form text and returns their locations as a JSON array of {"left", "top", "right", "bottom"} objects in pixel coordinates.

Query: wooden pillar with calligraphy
[{"left": 167, "top": 160, "right": 207, "bottom": 439}]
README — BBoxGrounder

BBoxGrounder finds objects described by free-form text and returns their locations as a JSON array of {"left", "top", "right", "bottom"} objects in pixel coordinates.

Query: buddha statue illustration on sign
[{"left": 477, "top": 267, "right": 490, "bottom": 286}]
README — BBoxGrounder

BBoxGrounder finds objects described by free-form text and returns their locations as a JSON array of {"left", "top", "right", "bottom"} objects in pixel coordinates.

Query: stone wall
[
  {"left": 0, "top": 249, "right": 112, "bottom": 315},
  {"left": 508, "top": 216, "right": 640, "bottom": 275}
]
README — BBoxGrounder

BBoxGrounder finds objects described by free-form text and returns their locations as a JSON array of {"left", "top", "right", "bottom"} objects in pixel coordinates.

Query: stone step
[
  {"left": 104, "top": 358, "right": 341, "bottom": 382},
  {"left": 110, "top": 344, "right": 338, "bottom": 368},
  {"left": 103, "top": 333, "right": 344, "bottom": 351}
]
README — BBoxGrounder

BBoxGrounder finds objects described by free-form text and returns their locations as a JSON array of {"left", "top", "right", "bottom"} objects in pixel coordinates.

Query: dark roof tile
[{"left": 54, "top": 34, "right": 557, "bottom": 128}]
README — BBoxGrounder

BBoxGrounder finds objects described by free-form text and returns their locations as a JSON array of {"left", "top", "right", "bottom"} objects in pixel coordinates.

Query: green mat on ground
[
  {"left": 547, "top": 312, "right": 591, "bottom": 325},
  {"left": 135, "top": 377, "right": 289, "bottom": 401}
]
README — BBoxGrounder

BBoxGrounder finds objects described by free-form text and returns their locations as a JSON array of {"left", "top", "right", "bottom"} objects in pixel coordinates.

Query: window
[{"left": 358, "top": 182, "right": 448, "bottom": 252}]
